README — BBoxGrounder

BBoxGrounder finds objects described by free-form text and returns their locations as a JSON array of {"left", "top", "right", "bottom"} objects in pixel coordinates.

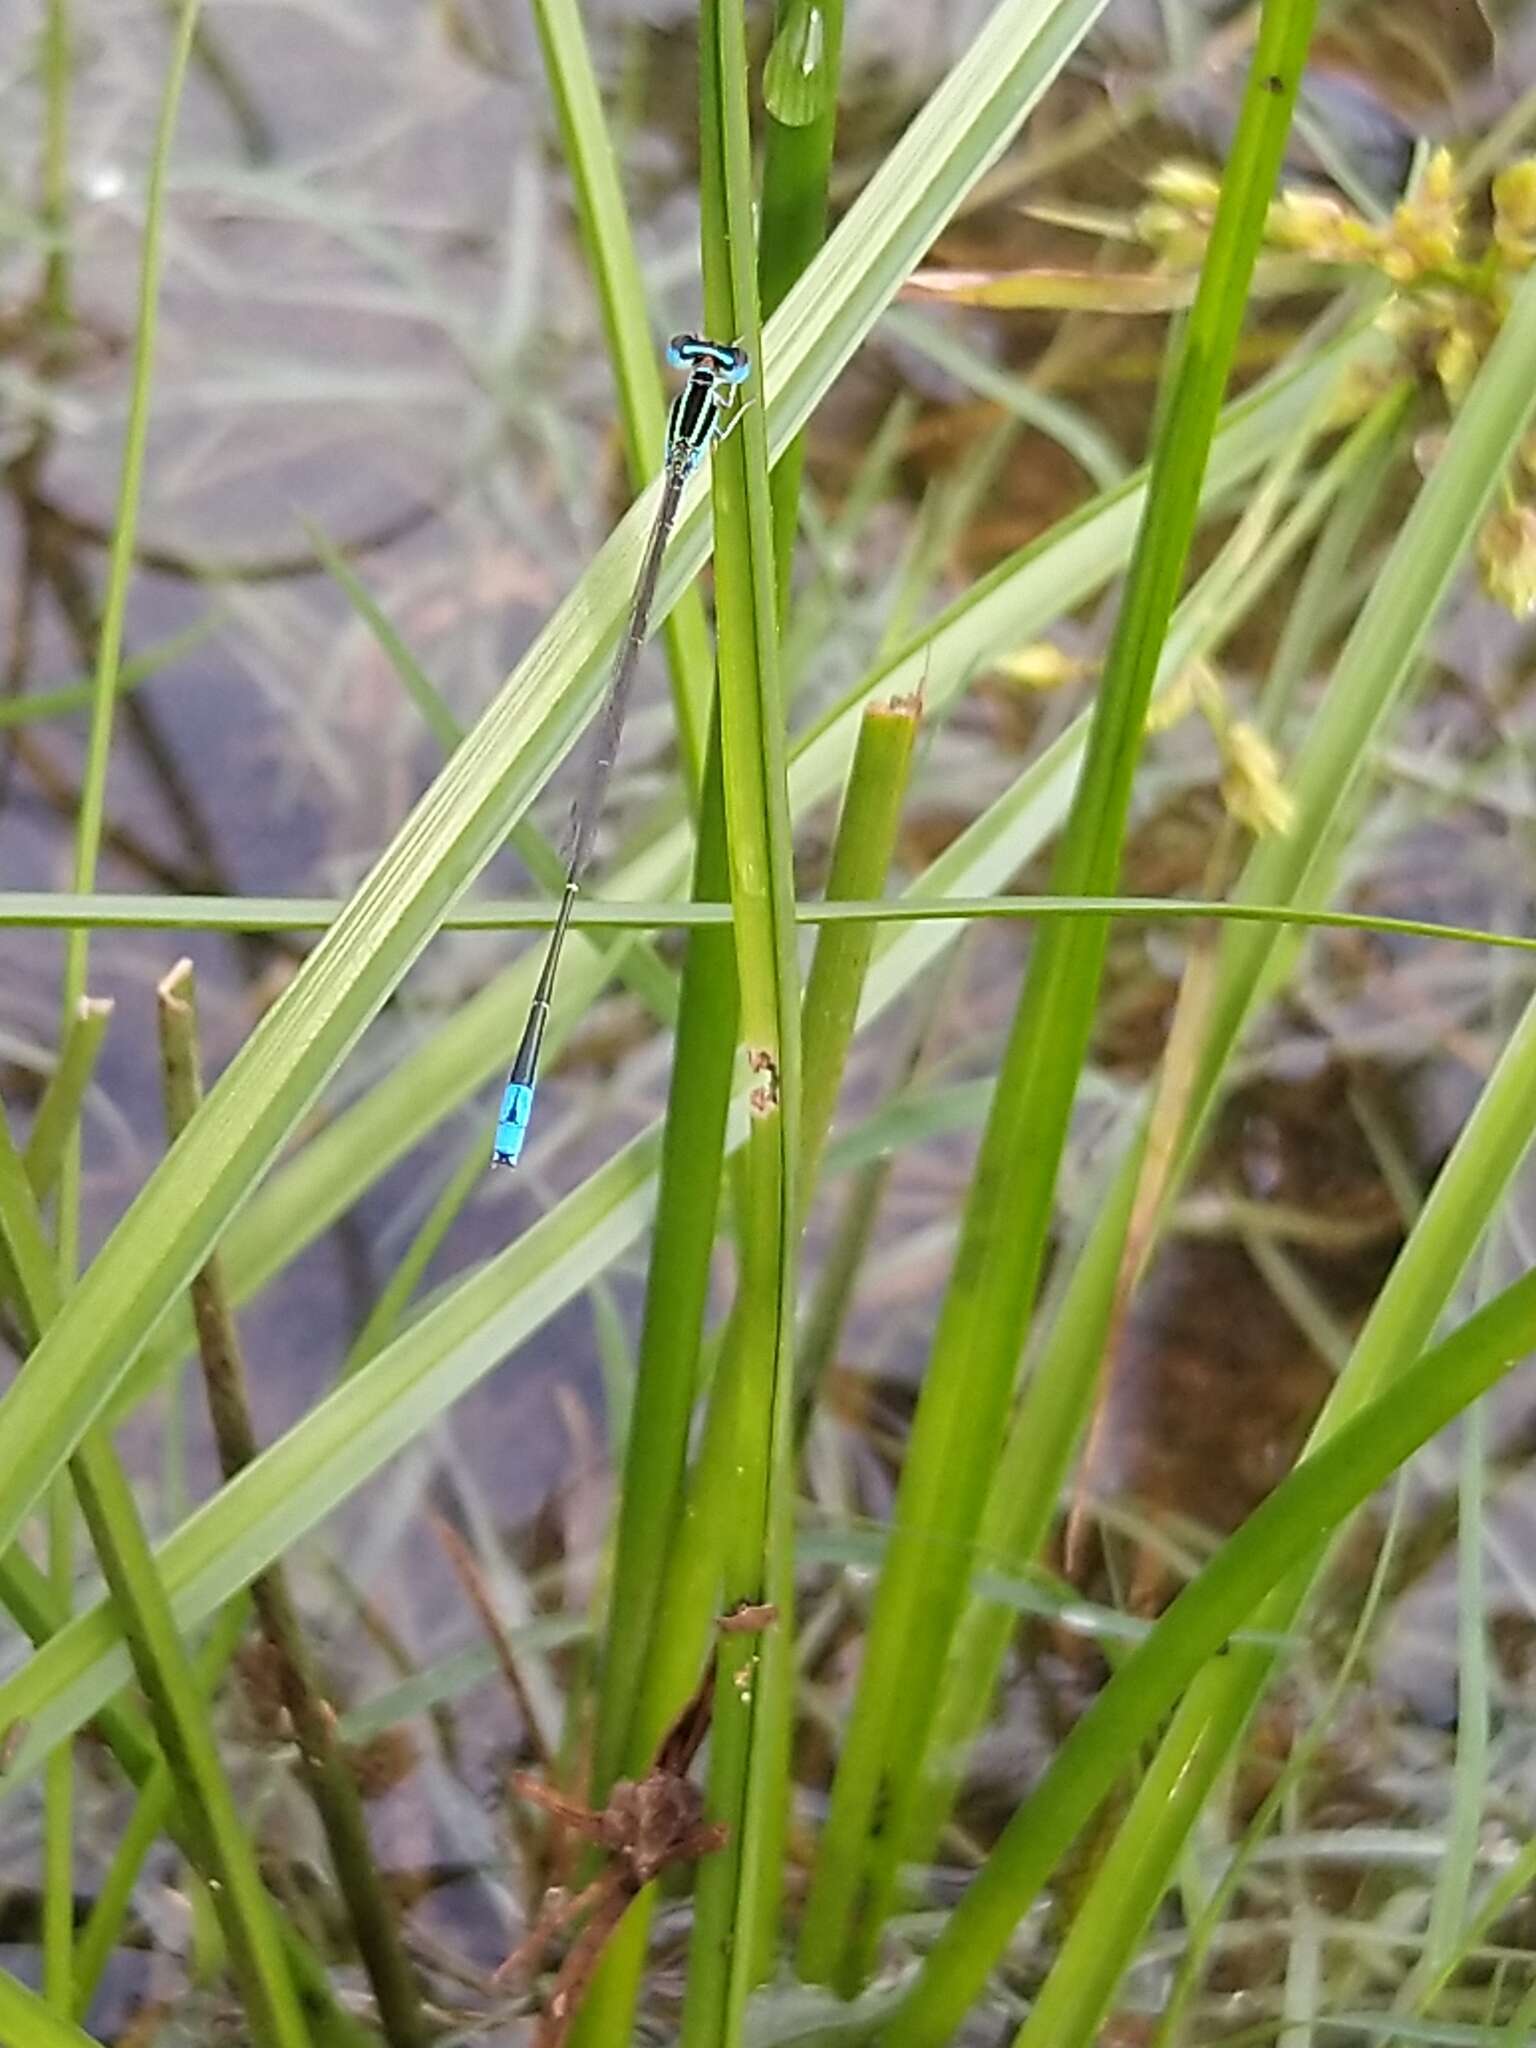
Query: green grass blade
[
  {"left": 40, "top": 0, "right": 71, "bottom": 329},
  {"left": 1, "top": 1105, "right": 311, "bottom": 2048},
  {"left": 59, "top": 0, "right": 198, "bottom": 1068},
  {"left": 880, "top": 1272, "right": 1536, "bottom": 2048},
  {"left": 1423, "top": 1403, "right": 1490, "bottom": 1975},
  {"left": 22, "top": 997, "right": 111, "bottom": 1204},
  {"left": 337, "top": 1136, "right": 485, "bottom": 1379},
  {"left": 156, "top": 964, "right": 429, "bottom": 2048},
  {"left": 41, "top": 0, "right": 200, "bottom": 2003},
  {"left": 0, "top": 620, "right": 218, "bottom": 729},
  {"left": 0, "top": 1130, "right": 664, "bottom": 1776},
  {"left": 567, "top": 728, "right": 740, "bottom": 2048},
  {"left": 683, "top": 3, "right": 801, "bottom": 2035},
  {"left": 895, "top": 377, "right": 1411, "bottom": 1880},
  {"left": 66, "top": 1452, "right": 312, "bottom": 2048},
  {"left": 11, "top": 887, "right": 1536, "bottom": 960},
  {"left": 0, "top": 1556, "right": 367, "bottom": 2047},
  {"left": 759, "top": 0, "right": 844, "bottom": 611},
  {"left": 0, "top": 1966, "right": 102, "bottom": 2048},
  {"left": 71, "top": 1596, "right": 253, "bottom": 2015},
  {"left": 1008, "top": 885, "right": 1536, "bottom": 2039},
  {"left": 588, "top": 724, "right": 738, "bottom": 1798},
  {"left": 796, "top": 0, "right": 1322, "bottom": 1983},
  {"left": 798, "top": 694, "right": 921, "bottom": 1204}
]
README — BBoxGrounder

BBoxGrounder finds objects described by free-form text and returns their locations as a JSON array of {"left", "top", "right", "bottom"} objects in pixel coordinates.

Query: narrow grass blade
[
  {"left": 759, "top": 0, "right": 845, "bottom": 611},
  {"left": 0, "top": 1130, "right": 665, "bottom": 1775},
  {"left": 796, "top": 0, "right": 1324, "bottom": 1984},
  {"left": 0, "top": 1104, "right": 313, "bottom": 2048},
  {"left": 337, "top": 1135, "right": 486, "bottom": 1379},
  {"left": 881, "top": 1273, "right": 1536, "bottom": 2048},
  {"left": 65, "top": 1453, "right": 313, "bottom": 2048},
  {"left": 0, "top": 1965, "right": 102, "bottom": 2048},
  {"left": 71, "top": 1596, "right": 253, "bottom": 2015},
  {"left": 40, "top": 0, "right": 71, "bottom": 327},
  {"left": 40, "top": 0, "right": 201, "bottom": 2001},
  {"left": 798, "top": 692, "right": 921, "bottom": 1203},
  {"left": 59, "top": 0, "right": 199, "bottom": 1051},
  {"left": 896, "top": 378, "right": 1412, "bottom": 1880},
  {"left": 8, "top": 889, "right": 1536, "bottom": 959},
  {"left": 0, "top": 620, "right": 218, "bottom": 729},
  {"left": 156, "top": 962, "right": 429, "bottom": 2048},
  {"left": 0, "top": 1551, "right": 367, "bottom": 2046},
  {"left": 587, "top": 721, "right": 738, "bottom": 1799},
  {"left": 572, "top": 696, "right": 917, "bottom": 2042},
  {"left": 683, "top": 5, "right": 801, "bottom": 2038},
  {"left": 22, "top": 997, "right": 111, "bottom": 1203}
]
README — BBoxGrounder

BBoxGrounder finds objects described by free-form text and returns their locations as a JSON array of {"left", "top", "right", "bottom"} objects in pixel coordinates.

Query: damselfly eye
[
  {"left": 667, "top": 334, "right": 703, "bottom": 368},
  {"left": 722, "top": 345, "right": 750, "bottom": 385}
]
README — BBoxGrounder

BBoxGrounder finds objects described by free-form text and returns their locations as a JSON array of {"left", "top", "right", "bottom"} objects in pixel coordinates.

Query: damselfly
[{"left": 491, "top": 333, "right": 750, "bottom": 1169}]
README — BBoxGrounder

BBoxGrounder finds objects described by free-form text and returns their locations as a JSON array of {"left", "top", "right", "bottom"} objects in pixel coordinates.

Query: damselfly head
[{"left": 667, "top": 334, "right": 750, "bottom": 384}]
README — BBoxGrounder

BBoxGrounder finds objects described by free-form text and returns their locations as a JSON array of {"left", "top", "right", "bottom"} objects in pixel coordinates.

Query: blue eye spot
[{"left": 666, "top": 333, "right": 750, "bottom": 382}]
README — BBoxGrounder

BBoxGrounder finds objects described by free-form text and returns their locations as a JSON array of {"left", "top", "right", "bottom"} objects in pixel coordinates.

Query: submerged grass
[{"left": 4, "top": 0, "right": 1536, "bottom": 2043}]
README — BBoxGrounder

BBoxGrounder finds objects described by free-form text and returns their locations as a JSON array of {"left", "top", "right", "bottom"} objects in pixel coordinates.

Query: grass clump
[{"left": 3, "top": 0, "right": 1536, "bottom": 2044}]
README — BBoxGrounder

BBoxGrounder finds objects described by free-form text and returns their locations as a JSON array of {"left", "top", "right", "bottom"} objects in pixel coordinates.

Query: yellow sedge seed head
[
  {"left": 996, "top": 643, "right": 1094, "bottom": 690},
  {"left": 1384, "top": 149, "right": 1463, "bottom": 282},
  {"left": 1493, "top": 157, "right": 1536, "bottom": 239},
  {"left": 1147, "top": 658, "right": 1223, "bottom": 734},
  {"left": 1136, "top": 202, "right": 1209, "bottom": 266},
  {"left": 1478, "top": 503, "right": 1536, "bottom": 617},
  {"left": 1421, "top": 146, "right": 1458, "bottom": 209},
  {"left": 1324, "top": 355, "right": 1397, "bottom": 428},
  {"left": 1220, "top": 722, "right": 1295, "bottom": 837},
  {"left": 1146, "top": 159, "right": 1223, "bottom": 212},
  {"left": 1434, "top": 322, "right": 1480, "bottom": 405},
  {"left": 1266, "top": 188, "right": 1375, "bottom": 262}
]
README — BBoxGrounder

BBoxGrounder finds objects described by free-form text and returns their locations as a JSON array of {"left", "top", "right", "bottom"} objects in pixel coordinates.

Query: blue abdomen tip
[{"left": 492, "top": 1082, "right": 536, "bottom": 1169}]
